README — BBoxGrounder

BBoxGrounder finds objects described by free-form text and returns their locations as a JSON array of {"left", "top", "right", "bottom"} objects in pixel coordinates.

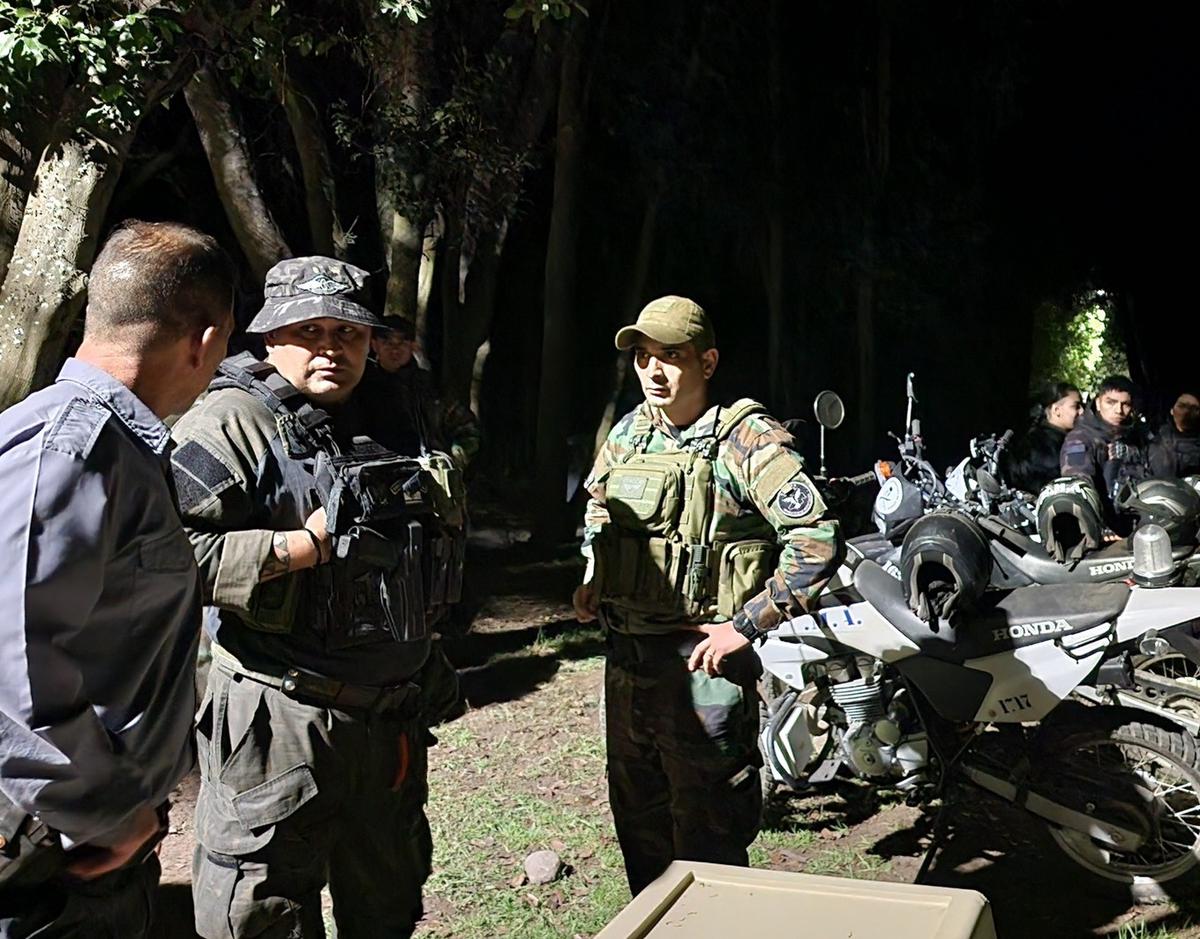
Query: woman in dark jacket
[{"left": 1003, "top": 381, "right": 1083, "bottom": 494}]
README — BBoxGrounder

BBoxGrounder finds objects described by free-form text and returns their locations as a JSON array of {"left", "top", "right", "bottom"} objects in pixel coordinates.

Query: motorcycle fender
[
  {"left": 1162, "top": 625, "right": 1200, "bottom": 668},
  {"left": 1115, "top": 587, "right": 1200, "bottom": 644}
]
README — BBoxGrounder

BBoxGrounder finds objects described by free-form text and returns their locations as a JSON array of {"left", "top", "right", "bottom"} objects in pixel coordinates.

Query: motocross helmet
[
  {"left": 1118, "top": 478, "right": 1200, "bottom": 547},
  {"left": 899, "top": 511, "right": 992, "bottom": 624},
  {"left": 1035, "top": 476, "right": 1104, "bottom": 563}
]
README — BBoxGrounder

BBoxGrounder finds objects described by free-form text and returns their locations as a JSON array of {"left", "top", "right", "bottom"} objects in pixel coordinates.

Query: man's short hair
[
  {"left": 85, "top": 220, "right": 234, "bottom": 344},
  {"left": 1096, "top": 375, "right": 1136, "bottom": 398}
]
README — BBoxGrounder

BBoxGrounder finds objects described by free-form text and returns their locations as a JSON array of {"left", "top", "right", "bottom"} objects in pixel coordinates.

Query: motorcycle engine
[{"left": 829, "top": 670, "right": 929, "bottom": 786}]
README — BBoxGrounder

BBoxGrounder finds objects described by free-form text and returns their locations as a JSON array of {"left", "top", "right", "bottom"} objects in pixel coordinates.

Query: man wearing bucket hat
[
  {"left": 171, "top": 258, "right": 455, "bottom": 938},
  {"left": 573, "top": 296, "right": 842, "bottom": 895}
]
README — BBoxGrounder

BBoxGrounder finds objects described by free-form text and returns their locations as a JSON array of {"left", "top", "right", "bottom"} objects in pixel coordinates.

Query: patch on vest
[
  {"left": 775, "top": 480, "right": 815, "bottom": 519},
  {"left": 612, "top": 475, "right": 649, "bottom": 500},
  {"left": 297, "top": 273, "right": 351, "bottom": 295}
]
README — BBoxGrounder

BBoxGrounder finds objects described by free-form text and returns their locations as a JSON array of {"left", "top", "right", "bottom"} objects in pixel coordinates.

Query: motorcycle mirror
[
  {"left": 977, "top": 469, "right": 1001, "bottom": 496},
  {"left": 813, "top": 390, "right": 845, "bottom": 430}
]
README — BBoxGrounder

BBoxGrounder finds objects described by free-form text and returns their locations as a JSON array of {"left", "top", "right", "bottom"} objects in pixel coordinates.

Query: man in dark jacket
[
  {"left": 1061, "top": 375, "right": 1151, "bottom": 529},
  {"left": 1150, "top": 393, "right": 1200, "bottom": 478}
]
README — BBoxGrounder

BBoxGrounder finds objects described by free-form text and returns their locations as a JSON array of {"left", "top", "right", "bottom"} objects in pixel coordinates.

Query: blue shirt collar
[{"left": 56, "top": 358, "right": 172, "bottom": 455}]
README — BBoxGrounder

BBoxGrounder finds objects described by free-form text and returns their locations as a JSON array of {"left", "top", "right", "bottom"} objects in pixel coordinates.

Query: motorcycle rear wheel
[{"left": 1040, "top": 720, "right": 1200, "bottom": 889}]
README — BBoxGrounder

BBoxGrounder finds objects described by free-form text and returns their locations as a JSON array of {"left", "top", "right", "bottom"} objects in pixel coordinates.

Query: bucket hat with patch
[{"left": 246, "top": 257, "right": 384, "bottom": 334}]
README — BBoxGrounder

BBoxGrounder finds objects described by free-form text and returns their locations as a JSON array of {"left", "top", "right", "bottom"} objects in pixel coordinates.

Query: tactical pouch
[
  {"left": 715, "top": 539, "right": 779, "bottom": 618},
  {"left": 605, "top": 457, "right": 688, "bottom": 536},
  {"left": 243, "top": 571, "right": 302, "bottom": 635},
  {"left": 425, "top": 530, "right": 465, "bottom": 608},
  {"left": 420, "top": 452, "right": 467, "bottom": 530},
  {"left": 329, "top": 521, "right": 428, "bottom": 648}
]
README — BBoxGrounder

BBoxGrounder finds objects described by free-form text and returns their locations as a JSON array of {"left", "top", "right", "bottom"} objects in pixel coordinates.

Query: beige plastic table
[{"left": 595, "top": 861, "right": 997, "bottom": 939}]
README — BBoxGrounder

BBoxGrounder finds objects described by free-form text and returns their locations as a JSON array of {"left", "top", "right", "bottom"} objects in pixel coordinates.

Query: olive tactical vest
[
  {"left": 209, "top": 354, "right": 465, "bottom": 650},
  {"left": 594, "top": 399, "right": 780, "bottom": 622}
]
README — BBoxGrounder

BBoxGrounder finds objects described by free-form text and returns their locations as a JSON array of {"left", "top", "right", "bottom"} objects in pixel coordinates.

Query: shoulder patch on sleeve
[
  {"left": 42, "top": 397, "right": 112, "bottom": 460},
  {"left": 171, "top": 440, "right": 237, "bottom": 512},
  {"left": 775, "top": 479, "right": 817, "bottom": 519},
  {"left": 1062, "top": 440, "right": 1089, "bottom": 468}
]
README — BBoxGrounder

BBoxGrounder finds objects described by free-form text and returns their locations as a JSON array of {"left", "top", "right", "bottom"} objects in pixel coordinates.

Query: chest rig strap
[{"left": 210, "top": 352, "right": 337, "bottom": 459}]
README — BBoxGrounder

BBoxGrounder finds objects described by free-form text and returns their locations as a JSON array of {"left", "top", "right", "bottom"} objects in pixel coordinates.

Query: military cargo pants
[
  {"left": 604, "top": 631, "right": 762, "bottom": 896},
  {"left": 191, "top": 664, "right": 432, "bottom": 939}
]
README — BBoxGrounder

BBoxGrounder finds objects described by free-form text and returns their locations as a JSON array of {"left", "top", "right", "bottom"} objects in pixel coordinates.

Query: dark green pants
[
  {"left": 604, "top": 632, "right": 762, "bottom": 895},
  {"left": 0, "top": 856, "right": 159, "bottom": 939},
  {"left": 191, "top": 665, "right": 432, "bottom": 939}
]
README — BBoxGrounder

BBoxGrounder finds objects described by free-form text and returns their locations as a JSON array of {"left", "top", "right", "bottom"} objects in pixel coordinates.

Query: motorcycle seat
[{"left": 853, "top": 560, "right": 1131, "bottom": 664}]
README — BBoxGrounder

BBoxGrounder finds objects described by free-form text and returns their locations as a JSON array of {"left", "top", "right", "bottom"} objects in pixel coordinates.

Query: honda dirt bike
[
  {"left": 757, "top": 541, "right": 1200, "bottom": 897},
  {"left": 854, "top": 377, "right": 1200, "bottom": 732}
]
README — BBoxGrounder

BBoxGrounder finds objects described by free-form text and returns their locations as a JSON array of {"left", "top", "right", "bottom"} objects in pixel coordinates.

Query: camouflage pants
[
  {"left": 604, "top": 631, "right": 762, "bottom": 896},
  {"left": 192, "top": 664, "right": 433, "bottom": 939},
  {"left": 0, "top": 856, "right": 159, "bottom": 939}
]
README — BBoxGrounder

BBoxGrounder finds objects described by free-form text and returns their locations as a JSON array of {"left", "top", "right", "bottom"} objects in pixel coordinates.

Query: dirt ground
[{"left": 149, "top": 531, "right": 1200, "bottom": 938}]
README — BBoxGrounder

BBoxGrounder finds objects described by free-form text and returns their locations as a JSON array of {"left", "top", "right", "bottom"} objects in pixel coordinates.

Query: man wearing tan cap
[{"left": 573, "top": 296, "right": 842, "bottom": 894}]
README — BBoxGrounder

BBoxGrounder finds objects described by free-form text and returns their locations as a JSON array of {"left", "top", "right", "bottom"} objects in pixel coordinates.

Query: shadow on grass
[
  {"left": 877, "top": 790, "right": 1196, "bottom": 938},
  {"left": 445, "top": 620, "right": 606, "bottom": 710}
]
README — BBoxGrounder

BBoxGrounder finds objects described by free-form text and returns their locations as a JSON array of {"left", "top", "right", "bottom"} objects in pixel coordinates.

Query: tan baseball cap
[{"left": 614, "top": 296, "right": 715, "bottom": 351}]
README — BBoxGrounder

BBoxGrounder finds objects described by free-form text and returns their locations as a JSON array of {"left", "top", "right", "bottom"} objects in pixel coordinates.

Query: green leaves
[{"left": 0, "top": 1, "right": 183, "bottom": 128}]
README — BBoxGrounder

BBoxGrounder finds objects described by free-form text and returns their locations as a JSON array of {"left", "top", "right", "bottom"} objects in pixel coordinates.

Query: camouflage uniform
[
  {"left": 582, "top": 298, "right": 841, "bottom": 895},
  {"left": 172, "top": 258, "right": 458, "bottom": 939}
]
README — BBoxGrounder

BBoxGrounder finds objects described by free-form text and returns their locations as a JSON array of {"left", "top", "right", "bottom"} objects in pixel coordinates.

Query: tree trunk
[
  {"left": 593, "top": 193, "right": 659, "bottom": 456},
  {"left": 185, "top": 67, "right": 290, "bottom": 281},
  {"left": 379, "top": 179, "right": 426, "bottom": 322},
  {"left": 437, "top": 22, "right": 564, "bottom": 401},
  {"left": 0, "top": 121, "right": 48, "bottom": 288},
  {"left": 274, "top": 60, "right": 341, "bottom": 258},
  {"left": 0, "top": 118, "right": 137, "bottom": 408},
  {"left": 440, "top": 218, "right": 502, "bottom": 405},
  {"left": 534, "top": 14, "right": 588, "bottom": 545}
]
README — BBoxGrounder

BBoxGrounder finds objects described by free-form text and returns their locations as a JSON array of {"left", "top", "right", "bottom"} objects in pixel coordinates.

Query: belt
[{"left": 211, "top": 644, "right": 421, "bottom": 717}]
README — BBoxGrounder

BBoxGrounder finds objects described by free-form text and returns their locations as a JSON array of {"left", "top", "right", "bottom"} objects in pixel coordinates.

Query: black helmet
[
  {"left": 900, "top": 511, "right": 992, "bottom": 624},
  {"left": 1036, "top": 476, "right": 1104, "bottom": 563},
  {"left": 1119, "top": 478, "right": 1200, "bottom": 546}
]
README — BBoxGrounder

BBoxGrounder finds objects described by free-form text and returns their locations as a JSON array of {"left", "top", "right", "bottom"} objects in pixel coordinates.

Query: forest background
[{"left": 1, "top": 0, "right": 1195, "bottom": 538}]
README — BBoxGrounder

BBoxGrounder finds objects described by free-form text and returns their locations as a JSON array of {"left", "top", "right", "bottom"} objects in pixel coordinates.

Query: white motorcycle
[{"left": 758, "top": 529, "right": 1200, "bottom": 896}]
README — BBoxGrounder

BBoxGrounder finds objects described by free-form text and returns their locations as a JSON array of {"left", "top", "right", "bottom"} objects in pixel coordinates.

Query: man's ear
[
  {"left": 701, "top": 347, "right": 719, "bottom": 379},
  {"left": 193, "top": 324, "right": 221, "bottom": 367}
]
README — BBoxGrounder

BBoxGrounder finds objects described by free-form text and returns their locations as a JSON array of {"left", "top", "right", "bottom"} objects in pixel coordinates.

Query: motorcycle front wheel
[{"left": 1039, "top": 720, "right": 1200, "bottom": 890}]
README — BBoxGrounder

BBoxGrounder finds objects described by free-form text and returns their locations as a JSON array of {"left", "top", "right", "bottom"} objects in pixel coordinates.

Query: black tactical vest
[{"left": 209, "top": 354, "right": 464, "bottom": 658}]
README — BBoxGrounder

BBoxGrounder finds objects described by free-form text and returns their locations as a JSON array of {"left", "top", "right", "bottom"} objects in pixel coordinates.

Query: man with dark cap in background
[
  {"left": 1150, "top": 392, "right": 1200, "bottom": 478},
  {"left": 0, "top": 220, "right": 234, "bottom": 937},
  {"left": 572, "top": 295, "right": 842, "bottom": 895},
  {"left": 171, "top": 258, "right": 459, "bottom": 939}
]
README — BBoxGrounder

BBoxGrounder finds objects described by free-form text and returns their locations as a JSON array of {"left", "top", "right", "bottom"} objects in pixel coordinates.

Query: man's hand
[
  {"left": 687, "top": 621, "right": 751, "bottom": 676},
  {"left": 65, "top": 803, "right": 164, "bottom": 881},
  {"left": 572, "top": 583, "right": 599, "bottom": 623}
]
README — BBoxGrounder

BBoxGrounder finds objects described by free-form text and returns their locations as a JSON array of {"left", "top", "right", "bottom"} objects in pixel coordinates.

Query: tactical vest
[
  {"left": 210, "top": 354, "right": 465, "bottom": 649},
  {"left": 594, "top": 400, "right": 779, "bottom": 621}
]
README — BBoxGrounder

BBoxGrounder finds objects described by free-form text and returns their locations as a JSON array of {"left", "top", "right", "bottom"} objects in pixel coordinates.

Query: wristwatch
[{"left": 733, "top": 611, "right": 762, "bottom": 644}]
